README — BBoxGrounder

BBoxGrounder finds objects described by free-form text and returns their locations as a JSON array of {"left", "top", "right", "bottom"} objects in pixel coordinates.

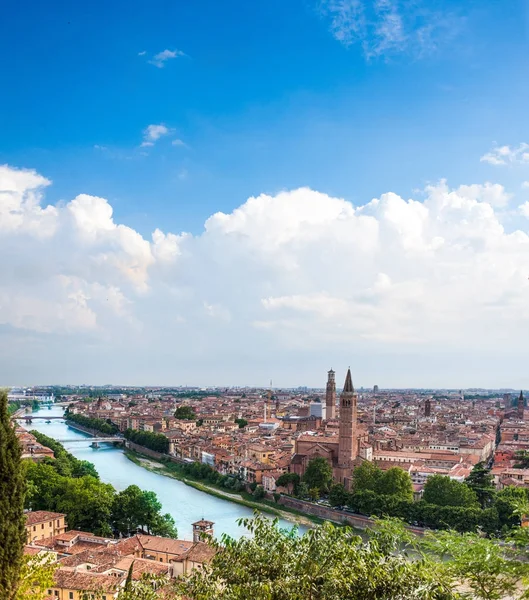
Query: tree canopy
[
  {"left": 174, "top": 405, "right": 197, "bottom": 420},
  {"left": 423, "top": 475, "right": 479, "bottom": 508},
  {"left": 0, "top": 390, "right": 26, "bottom": 600},
  {"left": 302, "top": 456, "right": 333, "bottom": 494},
  {"left": 176, "top": 513, "right": 456, "bottom": 600}
]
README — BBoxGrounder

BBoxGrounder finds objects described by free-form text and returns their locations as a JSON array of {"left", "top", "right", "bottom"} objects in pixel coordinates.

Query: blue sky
[
  {"left": 1, "top": 1, "right": 529, "bottom": 387},
  {"left": 2, "top": 0, "right": 528, "bottom": 234}
]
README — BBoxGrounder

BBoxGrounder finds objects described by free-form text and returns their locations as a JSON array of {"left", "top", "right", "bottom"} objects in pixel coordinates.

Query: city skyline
[{"left": 1, "top": 1, "right": 529, "bottom": 387}]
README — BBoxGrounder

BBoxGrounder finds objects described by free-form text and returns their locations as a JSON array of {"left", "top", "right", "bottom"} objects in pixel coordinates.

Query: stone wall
[
  {"left": 277, "top": 496, "right": 425, "bottom": 535},
  {"left": 277, "top": 496, "right": 374, "bottom": 529}
]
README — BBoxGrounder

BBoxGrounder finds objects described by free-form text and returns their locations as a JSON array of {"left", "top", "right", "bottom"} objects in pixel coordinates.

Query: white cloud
[
  {"left": 171, "top": 139, "right": 187, "bottom": 147},
  {"left": 138, "top": 51, "right": 147, "bottom": 56},
  {"left": 522, "top": 181, "right": 529, "bottom": 189},
  {"left": 455, "top": 182, "right": 511, "bottom": 208},
  {"left": 520, "top": 202, "right": 529, "bottom": 218},
  {"left": 147, "top": 49, "right": 185, "bottom": 68},
  {"left": 480, "top": 143, "right": 529, "bottom": 166},
  {"left": 2, "top": 164, "right": 529, "bottom": 386},
  {"left": 141, "top": 124, "right": 173, "bottom": 147},
  {"left": 318, "top": 0, "right": 460, "bottom": 59}
]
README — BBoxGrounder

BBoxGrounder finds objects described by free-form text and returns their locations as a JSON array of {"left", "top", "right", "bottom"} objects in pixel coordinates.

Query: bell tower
[
  {"left": 192, "top": 519, "right": 214, "bottom": 543},
  {"left": 325, "top": 369, "right": 336, "bottom": 420},
  {"left": 338, "top": 368, "right": 357, "bottom": 469},
  {"left": 518, "top": 391, "right": 525, "bottom": 420}
]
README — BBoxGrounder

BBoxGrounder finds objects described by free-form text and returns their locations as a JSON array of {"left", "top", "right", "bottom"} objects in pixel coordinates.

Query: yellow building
[{"left": 25, "top": 511, "right": 66, "bottom": 543}]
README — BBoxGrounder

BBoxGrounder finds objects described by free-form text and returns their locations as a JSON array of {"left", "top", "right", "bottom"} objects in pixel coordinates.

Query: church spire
[{"left": 343, "top": 368, "right": 354, "bottom": 393}]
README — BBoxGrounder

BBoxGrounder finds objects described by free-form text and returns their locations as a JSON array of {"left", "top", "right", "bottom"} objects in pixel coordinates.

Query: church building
[{"left": 290, "top": 368, "right": 365, "bottom": 488}]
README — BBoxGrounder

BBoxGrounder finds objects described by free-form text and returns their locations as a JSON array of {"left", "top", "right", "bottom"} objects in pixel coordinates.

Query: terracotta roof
[
  {"left": 180, "top": 542, "right": 216, "bottom": 564},
  {"left": 137, "top": 535, "right": 193, "bottom": 556},
  {"left": 25, "top": 511, "right": 65, "bottom": 526},
  {"left": 53, "top": 569, "right": 122, "bottom": 592}
]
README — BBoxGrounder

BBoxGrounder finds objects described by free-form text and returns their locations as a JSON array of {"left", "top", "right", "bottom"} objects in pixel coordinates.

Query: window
[
  {"left": 41, "top": 524, "right": 44, "bottom": 529},
  {"left": 69, "top": 593, "right": 74, "bottom": 599},
  {"left": 33, "top": 526, "right": 36, "bottom": 531},
  {"left": 57, "top": 520, "right": 60, "bottom": 526}
]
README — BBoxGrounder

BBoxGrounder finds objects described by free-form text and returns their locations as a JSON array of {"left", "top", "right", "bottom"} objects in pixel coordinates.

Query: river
[{"left": 21, "top": 405, "right": 306, "bottom": 540}]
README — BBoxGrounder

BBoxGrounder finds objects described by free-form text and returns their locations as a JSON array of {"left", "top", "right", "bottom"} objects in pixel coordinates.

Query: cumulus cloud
[
  {"left": 140, "top": 124, "right": 173, "bottom": 147},
  {"left": 1, "top": 164, "right": 529, "bottom": 385},
  {"left": 147, "top": 49, "right": 185, "bottom": 68},
  {"left": 520, "top": 202, "right": 529, "bottom": 218},
  {"left": 318, "top": 0, "right": 460, "bottom": 59},
  {"left": 481, "top": 143, "right": 529, "bottom": 166}
]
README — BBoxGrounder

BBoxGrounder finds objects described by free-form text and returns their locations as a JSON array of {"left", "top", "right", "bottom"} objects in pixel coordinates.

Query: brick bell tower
[
  {"left": 337, "top": 368, "right": 357, "bottom": 484},
  {"left": 325, "top": 369, "right": 336, "bottom": 420}
]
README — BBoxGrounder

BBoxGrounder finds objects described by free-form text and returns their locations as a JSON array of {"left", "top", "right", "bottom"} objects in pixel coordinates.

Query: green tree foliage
[
  {"left": 234, "top": 418, "right": 248, "bottom": 428},
  {"left": 296, "top": 482, "right": 310, "bottom": 499},
  {"left": 30, "top": 431, "right": 98, "bottom": 478},
  {"left": 124, "top": 429, "right": 169, "bottom": 454},
  {"left": 152, "top": 457, "right": 246, "bottom": 493},
  {"left": 353, "top": 463, "right": 413, "bottom": 500},
  {"left": 176, "top": 513, "right": 456, "bottom": 600},
  {"left": 302, "top": 456, "right": 333, "bottom": 494},
  {"left": 15, "top": 553, "right": 57, "bottom": 600},
  {"left": 252, "top": 485, "right": 266, "bottom": 500},
  {"left": 329, "top": 483, "right": 349, "bottom": 507},
  {"left": 424, "top": 529, "right": 529, "bottom": 600},
  {"left": 466, "top": 462, "right": 496, "bottom": 508},
  {"left": 24, "top": 459, "right": 174, "bottom": 538},
  {"left": 352, "top": 460, "right": 381, "bottom": 493},
  {"left": 423, "top": 475, "right": 479, "bottom": 508},
  {"left": 494, "top": 486, "right": 529, "bottom": 529},
  {"left": 111, "top": 485, "right": 178, "bottom": 538},
  {"left": 0, "top": 390, "right": 26, "bottom": 600},
  {"left": 65, "top": 411, "right": 119, "bottom": 435},
  {"left": 513, "top": 450, "right": 529, "bottom": 469},
  {"left": 275, "top": 472, "right": 300, "bottom": 494},
  {"left": 174, "top": 405, "right": 197, "bottom": 420},
  {"left": 376, "top": 467, "right": 414, "bottom": 501}
]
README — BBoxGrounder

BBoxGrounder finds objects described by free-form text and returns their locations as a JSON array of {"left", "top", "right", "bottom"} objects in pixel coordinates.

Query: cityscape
[
  {"left": 6, "top": 374, "right": 529, "bottom": 596},
  {"left": 2, "top": 0, "right": 529, "bottom": 598}
]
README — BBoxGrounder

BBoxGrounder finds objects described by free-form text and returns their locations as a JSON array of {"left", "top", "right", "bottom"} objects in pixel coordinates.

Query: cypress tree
[{"left": 0, "top": 390, "right": 26, "bottom": 599}]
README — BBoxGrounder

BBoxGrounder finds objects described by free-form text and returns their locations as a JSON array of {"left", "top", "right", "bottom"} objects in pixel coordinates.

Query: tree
[
  {"left": 111, "top": 485, "right": 178, "bottom": 538},
  {"left": 174, "top": 405, "right": 197, "bottom": 420},
  {"left": 309, "top": 487, "right": 320, "bottom": 501},
  {"left": 376, "top": 467, "right": 413, "bottom": 501},
  {"left": 296, "top": 482, "right": 309, "bottom": 499},
  {"left": 423, "top": 529, "right": 529, "bottom": 600},
  {"left": 423, "top": 474, "right": 479, "bottom": 508},
  {"left": 513, "top": 450, "right": 529, "bottom": 469},
  {"left": 253, "top": 485, "right": 265, "bottom": 500},
  {"left": 494, "top": 486, "right": 529, "bottom": 529},
  {"left": 15, "top": 554, "right": 57, "bottom": 600},
  {"left": 176, "top": 513, "right": 457, "bottom": 600},
  {"left": 352, "top": 461, "right": 381, "bottom": 493},
  {"left": 0, "top": 389, "right": 26, "bottom": 600},
  {"left": 329, "top": 483, "right": 349, "bottom": 508},
  {"left": 276, "top": 472, "right": 300, "bottom": 495},
  {"left": 466, "top": 462, "right": 496, "bottom": 508},
  {"left": 302, "top": 456, "right": 332, "bottom": 494},
  {"left": 235, "top": 418, "right": 248, "bottom": 428}
]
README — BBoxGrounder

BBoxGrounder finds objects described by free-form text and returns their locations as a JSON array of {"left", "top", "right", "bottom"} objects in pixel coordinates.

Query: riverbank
[{"left": 124, "top": 449, "right": 322, "bottom": 529}]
